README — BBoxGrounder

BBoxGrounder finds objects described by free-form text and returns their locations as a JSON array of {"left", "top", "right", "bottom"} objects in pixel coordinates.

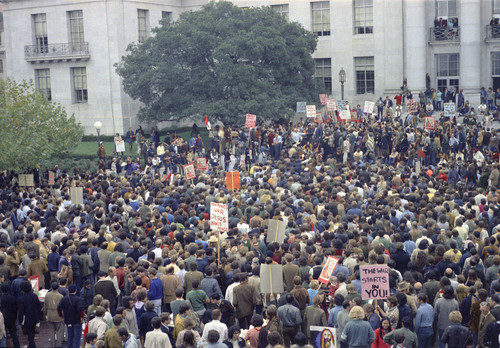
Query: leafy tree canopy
[
  {"left": 116, "top": 1, "right": 323, "bottom": 125},
  {"left": 0, "top": 79, "right": 83, "bottom": 172}
]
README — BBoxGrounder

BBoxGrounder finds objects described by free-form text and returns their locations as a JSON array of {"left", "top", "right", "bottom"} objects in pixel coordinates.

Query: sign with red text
[
  {"left": 184, "top": 163, "right": 196, "bottom": 180},
  {"left": 318, "top": 256, "right": 339, "bottom": 285},
  {"left": 196, "top": 157, "right": 207, "bottom": 170},
  {"left": 363, "top": 101, "right": 375, "bottom": 114},
  {"left": 210, "top": 202, "right": 228, "bottom": 232},
  {"left": 306, "top": 105, "right": 317, "bottom": 118},
  {"left": 48, "top": 171, "right": 55, "bottom": 186},
  {"left": 360, "top": 265, "right": 390, "bottom": 300},
  {"left": 407, "top": 99, "right": 418, "bottom": 113},
  {"left": 245, "top": 114, "right": 257, "bottom": 128},
  {"left": 327, "top": 99, "right": 337, "bottom": 111},
  {"left": 319, "top": 94, "right": 328, "bottom": 105},
  {"left": 424, "top": 117, "right": 435, "bottom": 130}
]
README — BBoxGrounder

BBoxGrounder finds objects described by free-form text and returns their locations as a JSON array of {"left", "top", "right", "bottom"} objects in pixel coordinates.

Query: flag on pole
[{"left": 205, "top": 115, "right": 208, "bottom": 126}]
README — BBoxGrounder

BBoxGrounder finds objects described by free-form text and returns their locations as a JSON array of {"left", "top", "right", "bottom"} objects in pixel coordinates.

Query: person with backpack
[{"left": 441, "top": 311, "right": 473, "bottom": 348}]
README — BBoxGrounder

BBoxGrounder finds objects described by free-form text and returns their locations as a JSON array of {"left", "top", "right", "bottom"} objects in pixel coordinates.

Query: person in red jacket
[{"left": 372, "top": 316, "right": 393, "bottom": 348}]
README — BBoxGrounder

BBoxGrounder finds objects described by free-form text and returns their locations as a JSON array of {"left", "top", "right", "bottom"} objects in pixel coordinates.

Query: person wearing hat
[
  {"left": 397, "top": 281, "right": 417, "bottom": 315},
  {"left": 57, "top": 284, "right": 85, "bottom": 348},
  {"left": 340, "top": 305, "right": 375, "bottom": 348}
]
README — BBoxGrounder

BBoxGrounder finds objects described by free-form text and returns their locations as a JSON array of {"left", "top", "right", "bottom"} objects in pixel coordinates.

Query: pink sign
[
  {"left": 319, "top": 94, "right": 328, "bottom": 105},
  {"left": 360, "top": 265, "right": 390, "bottom": 300},
  {"left": 196, "top": 157, "right": 207, "bottom": 170},
  {"left": 245, "top": 114, "right": 256, "bottom": 128}
]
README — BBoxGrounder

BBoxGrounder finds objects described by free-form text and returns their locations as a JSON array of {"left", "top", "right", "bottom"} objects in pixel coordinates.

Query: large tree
[
  {"left": 116, "top": 1, "right": 323, "bottom": 125},
  {"left": 0, "top": 79, "right": 83, "bottom": 172}
]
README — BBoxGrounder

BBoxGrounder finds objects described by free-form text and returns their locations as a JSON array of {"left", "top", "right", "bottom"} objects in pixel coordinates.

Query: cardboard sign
[
  {"left": 360, "top": 265, "right": 390, "bottom": 300},
  {"left": 226, "top": 171, "right": 240, "bottom": 190},
  {"left": 196, "top": 157, "right": 207, "bottom": 170},
  {"left": 267, "top": 219, "right": 286, "bottom": 244},
  {"left": 319, "top": 94, "right": 328, "bottom": 105},
  {"left": 350, "top": 110, "right": 360, "bottom": 123},
  {"left": 245, "top": 114, "right": 257, "bottom": 128},
  {"left": 363, "top": 101, "right": 375, "bottom": 114},
  {"left": 327, "top": 99, "right": 337, "bottom": 111},
  {"left": 297, "top": 101, "right": 307, "bottom": 113},
  {"left": 424, "top": 117, "right": 435, "bottom": 130},
  {"left": 444, "top": 102, "right": 456, "bottom": 117},
  {"left": 260, "top": 264, "right": 284, "bottom": 294},
  {"left": 210, "top": 202, "right": 228, "bottom": 232},
  {"left": 336, "top": 101, "right": 348, "bottom": 112},
  {"left": 407, "top": 99, "right": 418, "bottom": 113},
  {"left": 318, "top": 256, "right": 339, "bottom": 284},
  {"left": 184, "top": 163, "right": 196, "bottom": 180},
  {"left": 70, "top": 187, "right": 84, "bottom": 206},
  {"left": 48, "top": 171, "right": 55, "bottom": 186},
  {"left": 310, "top": 326, "right": 337, "bottom": 348},
  {"left": 306, "top": 105, "right": 317, "bottom": 118},
  {"left": 115, "top": 140, "right": 125, "bottom": 153},
  {"left": 18, "top": 174, "right": 34, "bottom": 187},
  {"left": 339, "top": 110, "right": 350, "bottom": 121}
]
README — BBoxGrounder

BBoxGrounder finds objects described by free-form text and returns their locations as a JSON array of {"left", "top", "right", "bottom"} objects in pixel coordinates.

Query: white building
[
  {"left": 0, "top": 0, "right": 205, "bottom": 135},
  {"left": 0, "top": 4, "right": 5, "bottom": 79}
]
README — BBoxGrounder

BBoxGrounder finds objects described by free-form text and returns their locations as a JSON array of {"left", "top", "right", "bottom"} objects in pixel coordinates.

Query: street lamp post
[
  {"left": 94, "top": 121, "right": 102, "bottom": 145},
  {"left": 339, "top": 67, "right": 346, "bottom": 101}
]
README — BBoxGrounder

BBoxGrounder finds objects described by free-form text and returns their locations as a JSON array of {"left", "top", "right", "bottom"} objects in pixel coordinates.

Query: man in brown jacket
[
  {"left": 44, "top": 281, "right": 64, "bottom": 348},
  {"left": 282, "top": 254, "right": 300, "bottom": 292},
  {"left": 161, "top": 265, "right": 181, "bottom": 312},
  {"left": 233, "top": 273, "right": 258, "bottom": 330},
  {"left": 184, "top": 261, "right": 204, "bottom": 293},
  {"left": 26, "top": 252, "right": 48, "bottom": 289},
  {"left": 479, "top": 301, "right": 496, "bottom": 347}
]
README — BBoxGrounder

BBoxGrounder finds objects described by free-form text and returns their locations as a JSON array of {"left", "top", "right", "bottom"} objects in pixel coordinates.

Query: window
[
  {"left": 436, "top": 0, "right": 457, "bottom": 18},
  {"left": 355, "top": 57, "right": 375, "bottom": 94},
  {"left": 492, "top": 52, "right": 500, "bottom": 75},
  {"left": 311, "top": 2, "right": 330, "bottom": 36},
  {"left": 271, "top": 4, "right": 289, "bottom": 20},
  {"left": 495, "top": 0, "right": 500, "bottom": 15},
  {"left": 161, "top": 11, "right": 172, "bottom": 22},
  {"left": 138, "top": 9, "right": 149, "bottom": 42},
  {"left": 35, "top": 69, "right": 51, "bottom": 101},
  {"left": 354, "top": 0, "right": 373, "bottom": 34},
  {"left": 68, "top": 10, "right": 85, "bottom": 51},
  {"left": 314, "top": 58, "right": 332, "bottom": 93},
  {"left": 0, "top": 60, "right": 3, "bottom": 74},
  {"left": 71, "top": 67, "right": 87, "bottom": 103},
  {"left": 33, "top": 13, "right": 48, "bottom": 53},
  {"left": 436, "top": 54, "right": 459, "bottom": 91},
  {"left": 0, "top": 31, "right": 3, "bottom": 46}
]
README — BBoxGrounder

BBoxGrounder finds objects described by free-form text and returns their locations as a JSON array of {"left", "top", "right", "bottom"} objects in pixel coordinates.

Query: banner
[
  {"left": 226, "top": 171, "right": 240, "bottom": 190},
  {"left": 210, "top": 202, "right": 228, "bottom": 232},
  {"left": 245, "top": 114, "right": 257, "bottom": 128},
  {"left": 267, "top": 219, "right": 286, "bottom": 244},
  {"left": 306, "top": 105, "right": 317, "bottom": 118},
  {"left": 318, "top": 256, "right": 339, "bottom": 284},
  {"left": 297, "top": 101, "right": 307, "bottom": 113},
  {"left": 363, "top": 101, "right": 375, "bottom": 114},
  {"left": 327, "top": 99, "right": 337, "bottom": 111},
  {"left": 424, "top": 117, "right": 435, "bottom": 130},
  {"left": 360, "top": 265, "right": 390, "bottom": 300},
  {"left": 115, "top": 140, "right": 125, "bottom": 153},
  {"left": 196, "top": 157, "right": 207, "bottom": 170},
  {"left": 310, "top": 326, "right": 337, "bottom": 348},
  {"left": 319, "top": 94, "right": 328, "bottom": 105},
  {"left": 407, "top": 99, "right": 418, "bottom": 113},
  {"left": 70, "top": 187, "right": 84, "bottom": 206},
  {"left": 48, "top": 171, "right": 55, "bottom": 186},
  {"left": 444, "top": 102, "right": 456, "bottom": 117},
  {"left": 260, "top": 264, "right": 284, "bottom": 294},
  {"left": 184, "top": 163, "right": 196, "bottom": 180}
]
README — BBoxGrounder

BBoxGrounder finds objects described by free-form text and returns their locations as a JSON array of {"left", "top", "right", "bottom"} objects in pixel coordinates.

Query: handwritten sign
[
  {"left": 407, "top": 99, "right": 418, "bottom": 113},
  {"left": 360, "top": 265, "right": 390, "bottom": 300},
  {"left": 319, "top": 94, "right": 328, "bottom": 105},
  {"left": 444, "top": 102, "right": 456, "bottom": 117},
  {"left": 297, "top": 102, "right": 307, "bottom": 113},
  {"left": 363, "top": 101, "right": 375, "bottom": 114},
  {"left": 316, "top": 112, "right": 323, "bottom": 124},
  {"left": 48, "top": 171, "right": 55, "bottom": 186},
  {"left": 327, "top": 99, "right": 337, "bottom": 111},
  {"left": 339, "top": 110, "right": 350, "bottom": 121},
  {"left": 350, "top": 110, "right": 360, "bottom": 123},
  {"left": 336, "top": 101, "right": 348, "bottom": 112},
  {"left": 424, "top": 116, "right": 435, "bottom": 130},
  {"left": 210, "top": 202, "right": 228, "bottom": 232},
  {"left": 115, "top": 140, "right": 125, "bottom": 153},
  {"left": 318, "top": 256, "right": 339, "bottom": 284},
  {"left": 184, "top": 163, "right": 196, "bottom": 180},
  {"left": 245, "top": 114, "right": 257, "bottom": 128},
  {"left": 196, "top": 157, "right": 207, "bottom": 170},
  {"left": 306, "top": 105, "right": 316, "bottom": 118}
]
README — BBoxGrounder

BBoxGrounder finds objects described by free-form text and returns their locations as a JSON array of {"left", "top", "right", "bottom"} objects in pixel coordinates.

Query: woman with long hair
[{"left": 371, "top": 317, "right": 393, "bottom": 348}]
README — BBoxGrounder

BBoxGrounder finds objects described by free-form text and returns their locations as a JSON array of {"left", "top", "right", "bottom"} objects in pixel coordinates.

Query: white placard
[
  {"left": 306, "top": 105, "right": 316, "bottom": 118},
  {"left": 210, "top": 202, "right": 228, "bottom": 232}
]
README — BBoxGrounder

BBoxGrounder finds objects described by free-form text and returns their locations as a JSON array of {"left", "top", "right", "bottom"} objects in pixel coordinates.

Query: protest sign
[
  {"left": 318, "top": 256, "right": 339, "bottom": 284},
  {"left": 336, "top": 101, "right": 348, "bottom": 111},
  {"left": 319, "top": 94, "right": 328, "bottom": 105},
  {"left": 210, "top": 202, "right": 228, "bottom": 232},
  {"left": 245, "top": 114, "right": 256, "bottom": 128},
  {"left": 115, "top": 140, "right": 125, "bottom": 153},
  {"left": 70, "top": 187, "right": 83, "bottom": 206},
  {"left": 350, "top": 110, "right": 360, "bottom": 123},
  {"left": 424, "top": 117, "right": 435, "bottom": 130},
  {"left": 327, "top": 99, "right": 337, "bottom": 111},
  {"left": 48, "top": 171, "right": 55, "bottom": 185},
  {"left": 306, "top": 105, "right": 316, "bottom": 118},
  {"left": 297, "top": 102, "right": 307, "bottom": 113},
  {"left": 363, "top": 101, "right": 375, "bottom": 114},
  {"left": 184, "top": 163, "right": 196, "bottom": 180},
  {"left": 444, "top": 102, "right": 456, "bottom": 117},
  {"left": 316, "top": 112, "right": 323, "bottom": 124},
  {"left": 260, "top": 264, "right": 284, "bottom": 294},
  {"left": 338, "top": 110, "right": 350, "bottom": 121},
  {"left": 407, "top": 99, "right": 418, "bottom": 113},
  {"left": 29, "top": 275, "right": 40, "bottom": 292},
  {"left": 360, "top": 265, "right": 390, "bottom": 300},
  {"left": 18, "top": 174, "right": 34, "bottom": 187},
  {"left": 267, "top": 219, "right": 286, "bottom": 244},
  {"left": 226, "top": 171, "right": 240, "bottom": 190},
  {"left": 310, "top": 326, "right": 337, "bottom": 348},
  {"left": 196, "top": 157, "right": 207, "bottom": 170}
]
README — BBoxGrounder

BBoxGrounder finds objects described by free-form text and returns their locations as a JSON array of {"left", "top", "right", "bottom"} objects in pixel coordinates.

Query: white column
[
  {"left": 460, "top": 0, "right": 481, "bottom": 103},
  {"left": 404, "top": 0, "right": 426, "bottom": 93}
]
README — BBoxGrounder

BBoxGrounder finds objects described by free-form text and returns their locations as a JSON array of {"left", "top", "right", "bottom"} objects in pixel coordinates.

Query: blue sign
[{"left": 296, "top": 101, "right": 307, "bottom": 113}]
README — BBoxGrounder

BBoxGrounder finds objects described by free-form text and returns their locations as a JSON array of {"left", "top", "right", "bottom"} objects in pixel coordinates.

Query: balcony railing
[
  {"left": 429, "top": 27, "right": 460, "bottom": 43},
  {"left": 486, "top": 24, "right": 500, "bottom": 40},
  {"left": 24, "top": 42, "right": 90, "bottom": 62}
]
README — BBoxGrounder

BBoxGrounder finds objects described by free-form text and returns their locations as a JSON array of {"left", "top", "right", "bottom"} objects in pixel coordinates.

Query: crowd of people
[{"left": 2, "top": 87, "right": 500, "bottom": 348}]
